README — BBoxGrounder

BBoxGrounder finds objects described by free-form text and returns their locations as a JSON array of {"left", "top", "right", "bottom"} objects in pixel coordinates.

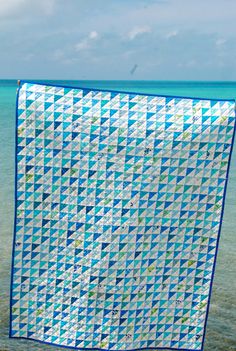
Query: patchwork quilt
[{"left": 10, "top": 82, "right": 236, "bottom": 351}]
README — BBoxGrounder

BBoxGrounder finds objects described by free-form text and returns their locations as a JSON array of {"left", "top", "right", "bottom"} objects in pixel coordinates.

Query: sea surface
[{"left": 0, "top": 80, "right": 236, "bottom": 351}]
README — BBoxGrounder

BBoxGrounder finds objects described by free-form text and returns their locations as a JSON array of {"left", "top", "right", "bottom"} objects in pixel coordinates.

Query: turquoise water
[{"left": 0, "top": 80, "right": 236, "bottom": 351}]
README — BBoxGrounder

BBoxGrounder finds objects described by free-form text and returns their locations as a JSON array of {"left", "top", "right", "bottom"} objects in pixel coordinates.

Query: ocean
[{"left": 0, "top": 80, "right": 236, "bottom": 351}]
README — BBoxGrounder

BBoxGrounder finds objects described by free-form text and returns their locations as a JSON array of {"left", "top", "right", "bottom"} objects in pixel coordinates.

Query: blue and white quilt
[{"left": 10, "top": 82, "right": 236, "bottom": 351}]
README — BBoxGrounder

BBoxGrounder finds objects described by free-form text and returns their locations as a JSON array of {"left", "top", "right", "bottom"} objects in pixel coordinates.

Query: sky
[{"left": 0, "top": 0, "right": 236, "bottom": 80}]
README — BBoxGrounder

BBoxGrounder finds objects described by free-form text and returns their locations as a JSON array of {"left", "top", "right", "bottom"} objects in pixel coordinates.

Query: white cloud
[
  {"left": 0, "top": 0, "right": 26, "bottom": 16},
  {"left": 75, "top": 40, "right": 89, "bottom": 51},
  {"left": 0, "top": 0, "right": 55, "bottom": 17},
  {"left": 165, "top": 30, "right": 178, "bottom": 39},
  {"left": 128, "top": 25, "right": 151, "bottom": 40},
  {"left": 0, "top": 0, "right": 235, "bottom": 80},
  {"left": 89, "top": 30, "right": 98, "bottom": 39},
  {"left": 216, "top": 38, "right": 226, "bottom": 46},
  {"left": 75, "top": 30, "right": 99, "bottom": 52}
]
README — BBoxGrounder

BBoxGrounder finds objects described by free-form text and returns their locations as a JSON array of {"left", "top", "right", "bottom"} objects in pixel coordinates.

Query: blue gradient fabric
[{"left": 10, "top": 82, "right": 236, "bottom": 351}]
